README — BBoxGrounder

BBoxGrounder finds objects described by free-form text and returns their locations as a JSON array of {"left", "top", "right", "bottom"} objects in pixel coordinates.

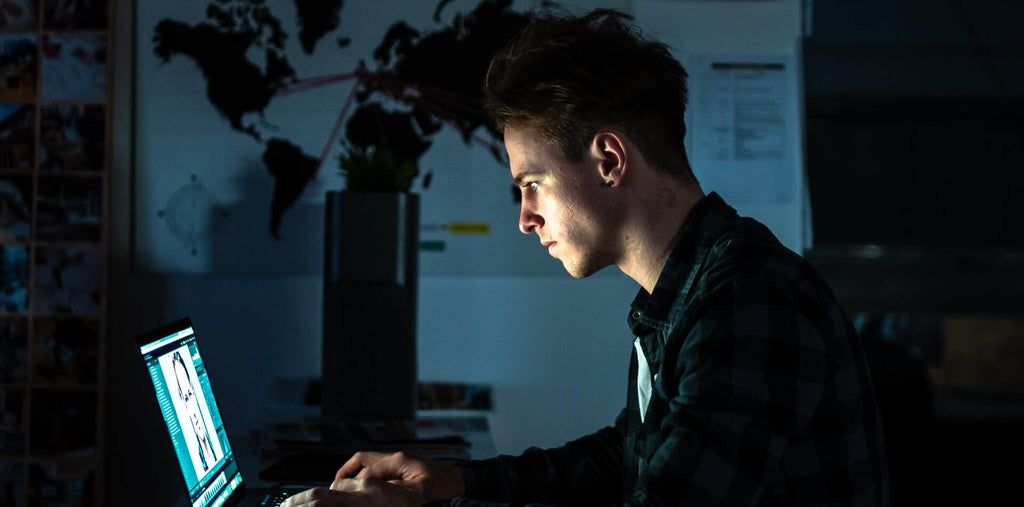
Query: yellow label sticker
[{"left": 443, "top": 223, "right": 490, "bottom": 234}]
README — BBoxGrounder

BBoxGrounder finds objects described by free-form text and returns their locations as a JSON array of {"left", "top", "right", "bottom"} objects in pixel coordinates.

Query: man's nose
[{"left": 519, "top": 204, "right": 542, "bottom": 234}]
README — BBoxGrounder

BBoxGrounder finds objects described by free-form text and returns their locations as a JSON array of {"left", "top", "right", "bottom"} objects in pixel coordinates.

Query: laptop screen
[{"left": 138, "top": 319, "right": 244, "bottom": 507}]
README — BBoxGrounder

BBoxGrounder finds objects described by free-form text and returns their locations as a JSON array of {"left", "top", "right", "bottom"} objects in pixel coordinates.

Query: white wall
[
  {"left": 106, "top": 2, "right": 803, "bottom": 502},
  {"left": 637, "top": 0, "right": 806, "bottom": 251}
]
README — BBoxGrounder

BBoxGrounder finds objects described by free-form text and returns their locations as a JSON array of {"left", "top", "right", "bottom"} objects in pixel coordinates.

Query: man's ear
[{"left": 592, "top": 130, "right": 627, "bottom": 184}]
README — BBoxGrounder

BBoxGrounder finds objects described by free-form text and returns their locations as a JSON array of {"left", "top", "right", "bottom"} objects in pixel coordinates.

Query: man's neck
[{"left": 618, "top": 182, "right": 704, "bottom": 294}]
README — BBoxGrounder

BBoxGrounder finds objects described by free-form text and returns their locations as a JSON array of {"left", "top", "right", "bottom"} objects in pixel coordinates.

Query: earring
[{"left": 603, "top": 180, "right": 615, "bottom": 187}]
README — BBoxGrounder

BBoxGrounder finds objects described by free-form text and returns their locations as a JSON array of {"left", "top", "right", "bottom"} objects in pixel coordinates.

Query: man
[{"left": 285, "top": 9, "right": 888, "bottom": 507}]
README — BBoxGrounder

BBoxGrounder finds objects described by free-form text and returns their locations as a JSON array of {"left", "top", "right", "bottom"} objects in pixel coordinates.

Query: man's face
[{"left": 505, "top": 126, "right": 619, "bottom": 278}]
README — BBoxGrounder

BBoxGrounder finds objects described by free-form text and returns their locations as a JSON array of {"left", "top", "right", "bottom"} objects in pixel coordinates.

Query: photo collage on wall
[{"left": 0, "top": 1, "right": 107, "bottom": 506}]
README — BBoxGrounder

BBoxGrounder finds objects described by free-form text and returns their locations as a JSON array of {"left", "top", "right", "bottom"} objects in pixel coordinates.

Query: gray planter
[{"left": 322, "top": 191, "right": 419, "bottom": 423}]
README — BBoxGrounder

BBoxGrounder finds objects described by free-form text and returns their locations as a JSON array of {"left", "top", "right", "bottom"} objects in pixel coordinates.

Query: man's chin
[{"left": 561, "top": 259, "right": 607, "bottom": 279}]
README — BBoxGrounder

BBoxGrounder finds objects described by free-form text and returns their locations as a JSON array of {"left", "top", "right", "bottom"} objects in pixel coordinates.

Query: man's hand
[
  {"left": 336, "top": 451, "right": 465, "bottom": 500},
  {"left": 281, "top": 477, "right": 426, "bottom": 507}
]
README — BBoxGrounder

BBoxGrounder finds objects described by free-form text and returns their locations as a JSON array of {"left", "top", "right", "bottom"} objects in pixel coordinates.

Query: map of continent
[{"left": 152, "top": 0, "right": 532, "bottom": 237}]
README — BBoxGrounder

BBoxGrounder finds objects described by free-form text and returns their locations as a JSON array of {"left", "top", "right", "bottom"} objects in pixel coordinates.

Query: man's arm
[
  {"left": 303, "top": 285, "right": 836, "bottom": 506},
  {"left": 335, "top": 415, "right": 626, "bottom": 506},
  {"left": 437, "top": 283, "right": 828, "bottom": 507},
  {"left": 457, "top": 419, "right": 624, "bottom": 504}
]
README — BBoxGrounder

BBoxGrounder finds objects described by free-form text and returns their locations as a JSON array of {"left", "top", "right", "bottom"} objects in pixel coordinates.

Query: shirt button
[{"left": 632, "top": 311, "right": 642, "bottom": 320}]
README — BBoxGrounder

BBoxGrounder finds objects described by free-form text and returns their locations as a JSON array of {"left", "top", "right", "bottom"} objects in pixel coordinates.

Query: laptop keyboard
[{"left": 261, "top": 491, "right": 292, "bottom": 506}]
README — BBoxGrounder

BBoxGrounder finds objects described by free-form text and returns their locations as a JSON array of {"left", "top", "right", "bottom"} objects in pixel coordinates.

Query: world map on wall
[{"left": 151, "top": 0, "right": 538, "bottom": 237}]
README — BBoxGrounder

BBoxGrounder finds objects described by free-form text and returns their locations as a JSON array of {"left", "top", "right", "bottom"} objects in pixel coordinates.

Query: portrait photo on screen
[{"left": 158, "top": 346, "right": 223, "bottom": 479}]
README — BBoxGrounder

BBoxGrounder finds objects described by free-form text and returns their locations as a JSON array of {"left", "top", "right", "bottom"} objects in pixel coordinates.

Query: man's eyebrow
[{"left": 513, "top": 169, "right": 546, "bottom": 186}]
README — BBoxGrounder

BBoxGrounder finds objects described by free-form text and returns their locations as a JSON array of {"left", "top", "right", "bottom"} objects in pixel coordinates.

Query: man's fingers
[
  {"left": 281, "top": 486, "right": 342, "bottom": 507},
  {"left": 390, "top": 479, "right": 415, "bottom": 492},
  {"left": 331, "top": 476, "right": 382, "bottom": 492},
  {"left": 347, "top": 452, "right": 414, "bottom": 481},
  {"left": 282, "top": 479, "right": 379, "bottom": 507},
  {"left": 282, "top": 478, "right": 425, "bottom": 507},
  {"left": 335, "top": 451, "right": 388, "bottom": 479}
]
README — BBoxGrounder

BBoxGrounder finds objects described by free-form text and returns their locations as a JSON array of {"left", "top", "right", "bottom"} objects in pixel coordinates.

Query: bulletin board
[{"left": 0, "top": 2, "right": 110, "bottom": 506}]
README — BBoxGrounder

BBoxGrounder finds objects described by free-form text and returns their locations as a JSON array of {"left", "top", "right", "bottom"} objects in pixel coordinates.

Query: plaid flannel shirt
[{"left": 452, "top": 193, "right": 889, "bottom": 506}]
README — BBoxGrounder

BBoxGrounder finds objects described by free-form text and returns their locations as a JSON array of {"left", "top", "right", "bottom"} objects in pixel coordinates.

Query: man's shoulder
[
  {"left": 703, "top": 216, "right": 804, "bottom": 281},
  {"left": 657, "top": 216, "right": 847, "bottom": 351},
  {"left": 690, "top": 216, "right": 832, "bottom": 312}
]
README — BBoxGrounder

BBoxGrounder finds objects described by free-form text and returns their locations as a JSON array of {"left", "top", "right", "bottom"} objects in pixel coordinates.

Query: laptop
[{"left": 136, "top": 317, "right": 309, "bottom": 507}]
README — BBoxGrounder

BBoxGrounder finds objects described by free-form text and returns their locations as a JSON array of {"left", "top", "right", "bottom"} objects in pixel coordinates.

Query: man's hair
[{"left": 485, "top": 9, "right": 693, "bottom": 180}]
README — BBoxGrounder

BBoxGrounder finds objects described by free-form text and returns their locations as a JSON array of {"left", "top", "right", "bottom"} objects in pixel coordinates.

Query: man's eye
[{"left": 524, "top": 182, "right": 539, "bottom": 191}]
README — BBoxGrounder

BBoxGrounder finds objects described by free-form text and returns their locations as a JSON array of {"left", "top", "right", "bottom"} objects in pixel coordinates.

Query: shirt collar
[{"left": 628, "top": 192, "right": 738, "bottom": 334}]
